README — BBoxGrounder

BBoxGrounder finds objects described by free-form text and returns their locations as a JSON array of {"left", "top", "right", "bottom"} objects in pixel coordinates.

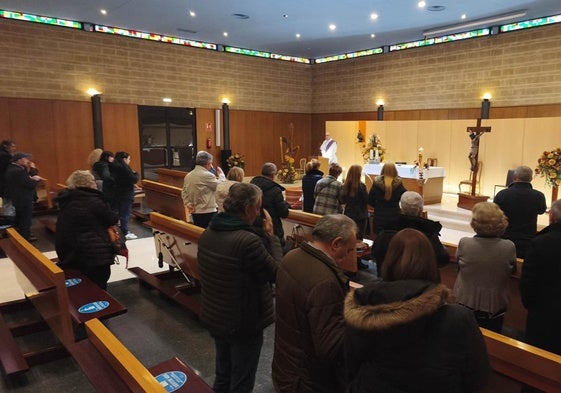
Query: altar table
[{"left": 363, "top": 163, "right": 445, "bottom": 205}]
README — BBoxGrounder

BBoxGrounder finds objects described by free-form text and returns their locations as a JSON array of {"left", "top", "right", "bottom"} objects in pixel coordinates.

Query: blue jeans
[
  {"left": 116, "top": 198, "right": 133, "bottom": 234},
  {"left": 212, "top": 333, "right": 263, "bottom": 393}
]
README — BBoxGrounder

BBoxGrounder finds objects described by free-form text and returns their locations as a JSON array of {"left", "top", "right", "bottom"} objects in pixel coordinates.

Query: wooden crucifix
[{"left": 466, "top": 118, "right": 491, "bottom": 196}]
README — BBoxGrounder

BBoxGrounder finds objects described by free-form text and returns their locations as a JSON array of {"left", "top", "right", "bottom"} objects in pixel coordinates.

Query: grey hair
[
  {"left": 551, "top": 200, "right": 561, "bottom": 222},
  {"left": 261, "top": 162, "right": 277, "bottom": 176},
  {"left": 223, "top": 183, "right": 262, "bottom": 215},
  {"left": 400, "top": 191, "right": 424, "bottom": 216},
  {"left": 312, "top": 214, "right": 358, "bottom": 244},
  {"left": 66, "top": 170, "right": 96, "bottom": 190},
  {"left": 514, "top": 166, "right": 533, "bottom": 182},
  {"left": 195, "top": 151, "right": 213, "bottom": 166}
]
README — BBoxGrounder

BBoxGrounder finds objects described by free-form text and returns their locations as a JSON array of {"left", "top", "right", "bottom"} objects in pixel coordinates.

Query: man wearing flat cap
[{"left": 4, "top": 152, "right": 42, "bottom": 241}]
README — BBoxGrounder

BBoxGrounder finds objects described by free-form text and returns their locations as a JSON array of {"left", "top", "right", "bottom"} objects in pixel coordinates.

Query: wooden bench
[
  {"left": 156, "top": 168, "right": 187, "bottom": 188},
  {"left": 67, "top": 318, "right": 213, "bottom": 393},
  {"left": 142, "top": 179, "right": 189, "bottom": 221},
  {"left": 0, "top": 227, "right": 126, "bottom": 377},
  {"left": 441, "top": 241, "right": 526, "bottom": 333},
  {"left": 129, "top": 212, "right": 203, "bottom": 317},
  {"left": 482, "top": 327, "right": 561, "bottom": 392}
]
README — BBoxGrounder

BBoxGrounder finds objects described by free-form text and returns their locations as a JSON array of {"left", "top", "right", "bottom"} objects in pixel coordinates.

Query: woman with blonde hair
[
  {"left": 341, "top": 164, "right": 368, "bottom": 239},
  {"left": 344, "top": 228, "right": 489, "bottom": 392},
  {"left": 215, "top": 166, "right": 245, "bottom": 212},
  {"left": 453, "top": 202, "right": 516, "bottom": 333},
  {"left": 367, "top": 162, "right": 406, "bottom": 234},
  {"left": 55, "top": 170, "right": 119, "bottom": 289}
]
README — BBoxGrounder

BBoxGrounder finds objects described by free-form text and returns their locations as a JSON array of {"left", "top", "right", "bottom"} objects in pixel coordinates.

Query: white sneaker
[{"left": 125, "top": 232, "right": 138, "bottom": 240}]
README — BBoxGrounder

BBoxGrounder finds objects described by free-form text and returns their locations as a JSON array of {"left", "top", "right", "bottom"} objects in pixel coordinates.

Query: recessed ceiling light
[
  {"left": 223, "top": 32, "right": 228, "bottom": 37},
  {"left": 329, "top": 24, "right": 336, "bottom": 31},
  {"left": 283, "top": 14, "right": 288, "bottom": 18},
  {"left": 189, "top": 10, "right": 196, "bottom": 17},
  {"left": 295, "top": 33, "right": 301, "bottom": 38},
  {"left": 427, "top": 5, "right": 446, "bottom": 11},
  {"left": 162, "top": 98, "right": 172, "bottom": 103},
  {"left": 371, "top": 33, "right": 376, "bottom": 38},
  {"left": 461, "top": 14, "right": 467, "bottom": 19},
  {"left": 418, "top": 1, "right": 426, "bottom": 8},
  {"left": 370, "top": 13, "right": 378, "bottom": 20},
  {"left": 232, "top": 13, "right": 249, "bottom": 20},
  {"left": 100, "top": 9, "right": 107, "bottom": 15}
]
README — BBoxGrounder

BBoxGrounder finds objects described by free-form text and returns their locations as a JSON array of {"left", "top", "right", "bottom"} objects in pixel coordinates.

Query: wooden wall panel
[
  {"left": 52, "top": 101, "right": 94, "bottom": 182},
  {"left": 8, "top": 99, "right": 57, "bottom": 183},
  {"left": 195, "top": 107, "right": 220, "bottom": 167},
  {"left": 229, "top": 110, "right": 311, "bottom": 176},
  {"left": 0, "top": 98, "right": 12, "bottom": 141},
  {"left": 101, "top": 103, "right": 141, "bottom": 176}
]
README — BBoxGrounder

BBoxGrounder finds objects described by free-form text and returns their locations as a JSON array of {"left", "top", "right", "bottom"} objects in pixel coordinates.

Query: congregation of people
[{"left": 2, "top": 134, "right": 560, "bottom": 392}]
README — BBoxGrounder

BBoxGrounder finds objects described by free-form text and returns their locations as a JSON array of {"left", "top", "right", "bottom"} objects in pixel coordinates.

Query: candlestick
[
  {"left": 370, "top": 149, "right": 373, "bottom": 160},
  {"left": 375, "top": 148, "right": 380, "bottom": 160}
]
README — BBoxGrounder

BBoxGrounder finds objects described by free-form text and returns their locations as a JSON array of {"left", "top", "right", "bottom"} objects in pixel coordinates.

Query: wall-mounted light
[
  {"left": 481, "top": 93, "right": 491, "bottom": 119},
  {"left": 376, "top": 99, "right": 385, "bottom": 121},
  {"left": 89, "top": 91, "right": 103, "bottom": 148},
  {"left": 162, "top": 97, "right": 172, "bottom": 103},
  {"left": 87, "top": 88, "right": 101, "bottom": 96}
]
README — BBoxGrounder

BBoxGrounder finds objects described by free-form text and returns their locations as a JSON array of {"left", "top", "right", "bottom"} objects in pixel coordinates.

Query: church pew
[
  {"left": 482, "top": 328, "right": 561, "bottom": 392},
  {"left": 0, "top": 228, "right": 126, "bottom": 377},
  {"left": 129, "top": 212, "right": 203, "bottom": 317},
  {"left": 441, "top": 241, "right": 526, "bottom": 333},
  {"left": 156, "top": 168, "right": 187, "bottom": 188},
  {"left": 142, "top": 179, "right": 189, "bottom": 221},
  {"left": 67, "top": 318, "right": 213, "bottom": 393}
]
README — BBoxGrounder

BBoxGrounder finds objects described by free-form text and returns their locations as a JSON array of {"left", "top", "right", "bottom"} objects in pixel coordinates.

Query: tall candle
[
  {"left": 370, "top": 149, "right": 373, "bottom": 160},
  {"left": 375, "top": 149, "right": 380, "bottom": 160}
]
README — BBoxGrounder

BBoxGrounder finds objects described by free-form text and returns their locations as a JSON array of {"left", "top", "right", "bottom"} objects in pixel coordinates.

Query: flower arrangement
[
  {"left": 277, "top": 123, "right": 300, "bottom": 184},
  {"left": 361, "top": 134, "right": 386, "bottom": 163},
  {"left": 226, "top": 153, "right": 245, "bottom": 169},
  {"left": 535, "top": 148, "right": 561, "bottom": 187}
]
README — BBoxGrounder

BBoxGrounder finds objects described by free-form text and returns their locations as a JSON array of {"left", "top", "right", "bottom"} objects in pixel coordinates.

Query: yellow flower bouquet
[
  {"left": 535, "top": 148, "right": 561, "bottom": 187},
  {"left": 227, "top": 153, "right": 245, "bottom": 169}
]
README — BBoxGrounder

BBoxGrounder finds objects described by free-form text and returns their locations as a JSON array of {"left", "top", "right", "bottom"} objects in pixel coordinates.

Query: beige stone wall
[
  {"left": 2, "top": 18, "right": 561, "bottom": 114},
  {"left": 0, "top": 19, "right": 312, "bottom": 112},
  {"left": 312, "top": 24, "right": 561, "bottom": 113}
]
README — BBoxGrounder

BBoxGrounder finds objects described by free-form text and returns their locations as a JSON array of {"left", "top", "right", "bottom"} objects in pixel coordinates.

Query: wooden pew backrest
[
  {"left": 482, "top": 328, "right": 561, "bottom": 392},
  {"left": 142, "top": 180, "right": 188, "bottom": 221},
  {"left": 1, "top": 228, "right": 74, "bottom": 346},
  {"left": 156, "top": 168, "right": 187, "bottom": 188},
  {"left": 84, "top": 318, "right": 166, "bottom": 392}
]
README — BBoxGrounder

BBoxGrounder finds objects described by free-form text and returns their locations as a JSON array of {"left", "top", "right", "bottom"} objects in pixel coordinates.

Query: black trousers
[{"left": 13, "top": 201, "right": 33, "bottom": 241}]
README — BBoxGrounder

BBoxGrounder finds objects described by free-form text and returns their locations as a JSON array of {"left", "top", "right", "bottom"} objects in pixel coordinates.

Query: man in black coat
[
  {"left": 250, "top": 162, "right": 290, "bottom": 247},
  {"left": 520, "top": 199, "right": 561, "bottom": 355},
  {"left": 4, "top": 152, "right": 41, "bottom": 241},
  {"left": 494, "top": 166, "right": 547, "bottom": 258},
  {"left": 0, "top": 140, "right": 16, "bottom": 218}
]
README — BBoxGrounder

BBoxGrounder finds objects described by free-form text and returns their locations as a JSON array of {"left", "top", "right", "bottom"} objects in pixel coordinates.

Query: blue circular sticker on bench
[
  {"left": 65, "top": 278, "right": 82, "bottom": 287},
  {"left": 78, "top": 301, "right": 109, "bottom": 314},
  {"left": 155, "top": 371, "right": 187, "bottom": 392}
]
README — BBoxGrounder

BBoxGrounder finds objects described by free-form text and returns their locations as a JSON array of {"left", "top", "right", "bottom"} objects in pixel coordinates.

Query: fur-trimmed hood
[{"left": 345, "top": 280, "right": 450, "bottom": 335}]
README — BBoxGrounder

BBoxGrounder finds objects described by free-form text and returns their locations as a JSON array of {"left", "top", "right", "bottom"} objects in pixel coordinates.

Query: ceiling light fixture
[
  {"left": 370, "top": 13, "right": 378, "bottom": 20},
  {"left": 418, "top": 1, "right": 426, "bottom": 8},
  {"left": 461, "top": 14, "right": 467, "bottom": 20},
  {"left": 423, "top": 10, "right": 527, "bottom": 36},
  {"left": 295, "top": 33, "right": 301, "bottom": 38},
  {"left": 100, "top": 9, "right": 107, "bottom": 15},
  {"left": 223, "top": 32, "right": 228, "bottom": 37},
  {"left": 189, "top": 10, "right": 196, "bottom": 17},
  {"left": 329, "top": 24, "right": 336, "bottom": 31},
  {"left": 370, "top": 33, "right": 376, "bottom": 38}
]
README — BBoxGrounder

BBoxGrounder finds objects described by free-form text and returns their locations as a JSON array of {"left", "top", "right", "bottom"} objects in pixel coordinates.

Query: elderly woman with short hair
[
  {"left": 55, "top": 170, "right": 119, "bottom": 289},
  {"left": 453, "top": 202, "right": 517, "bottom": 333}
]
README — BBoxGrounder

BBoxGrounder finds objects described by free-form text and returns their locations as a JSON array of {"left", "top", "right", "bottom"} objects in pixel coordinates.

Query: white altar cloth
[{"left": 363, "top": 163, "right": 446, "bottom": 179}]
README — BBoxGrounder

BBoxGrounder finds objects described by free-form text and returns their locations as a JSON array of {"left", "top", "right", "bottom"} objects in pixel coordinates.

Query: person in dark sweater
[
  {"left": 198, "top": 183, "right": 282, "bottom": 393},
  {"left": 110, "top": 151, "right": 139, "bottom": 240},
  {"left": 0, "top": 139, "right": 16, "bottom": 218},
  {"left": 55, "top": 170, "right": 119, "bottom": 289},
  {"left": 250, "top": 162, "right": 290, "bottom": 247},
  {"left": 301, "top": 159, "right": 323, "bottom": 213},
  {"left": 494, "top": 165, "right": 546, "bottom": 258},
  {"left": 92, "top": 150, "right": 115, "bottom": 200},
  {"left": 367, "top": 162, "right": 406, "bottom": 234}
]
